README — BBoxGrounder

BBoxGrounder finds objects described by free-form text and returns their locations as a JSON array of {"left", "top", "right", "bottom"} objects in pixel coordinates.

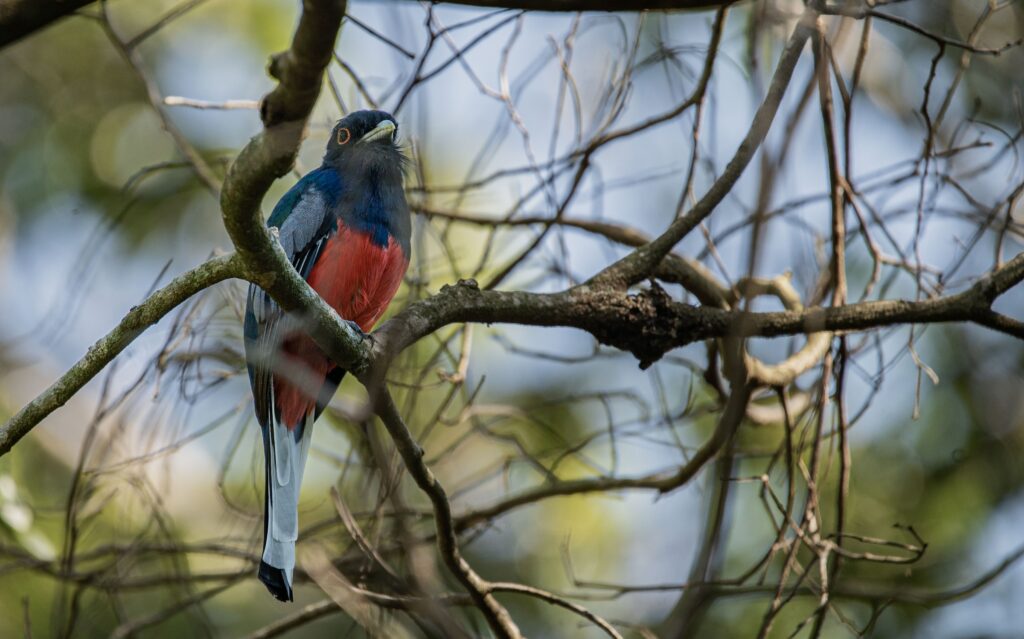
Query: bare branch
[
  {"left": 163, "top": 96, "right": 259, "bottom": 110},
  {"left": 591, "top": 6, "right": 818, "bottom": 289},
  {"left": 0, "top": 254, "right": 241, "bottom": 456},
  {"left": 372, "top": 251, "right": 1024, "bottom": 373},
  {"left": 822, "top": 4, "right": 1023, "bottom": 56},
  {"left": 372, "top": 388, "right": 524, "bottom": 638}
]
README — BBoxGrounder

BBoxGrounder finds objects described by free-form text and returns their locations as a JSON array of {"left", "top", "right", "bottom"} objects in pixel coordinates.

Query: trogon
[{"left": 243, "top": 110, "right": 411, "bottom": 601}]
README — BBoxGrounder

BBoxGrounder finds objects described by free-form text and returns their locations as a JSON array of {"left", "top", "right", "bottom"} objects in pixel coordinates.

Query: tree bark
[{"left": 0, "top": 0, "right": 93, "bottom": 48}]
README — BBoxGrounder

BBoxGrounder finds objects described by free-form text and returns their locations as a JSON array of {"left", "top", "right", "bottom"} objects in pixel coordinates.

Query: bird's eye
[{"left": 336, "top": 128, "right": 351, "bottom": 145}]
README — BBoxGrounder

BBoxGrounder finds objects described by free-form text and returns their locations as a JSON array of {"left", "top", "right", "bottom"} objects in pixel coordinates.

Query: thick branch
[
  {"left": 0, "top": 0, "right": 93, "bottom": 48},
  {"left": 0, "top": 0, "right": 739, "bottom": 50},
  {"left": 373, "top": 252, "right": 1024, "bottom": 370},
  {"left": 4, "top": 248, "right": 1020, "bottom": 463},
  {"left": 220, "top": 0, "right": 371, "bottom": 377},
  {"left": 221, "top": 0, "right": 346, "bottom": 257}
]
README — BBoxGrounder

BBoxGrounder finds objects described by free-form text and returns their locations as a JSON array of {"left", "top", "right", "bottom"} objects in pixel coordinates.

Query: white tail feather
[{"left": 262, "top": 405, "right": 314, "bottom": 588}]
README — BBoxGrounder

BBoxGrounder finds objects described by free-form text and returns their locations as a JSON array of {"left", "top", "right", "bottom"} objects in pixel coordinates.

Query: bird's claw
[{"left": 344, "top": 320, "right": 368, "bottom": 340}]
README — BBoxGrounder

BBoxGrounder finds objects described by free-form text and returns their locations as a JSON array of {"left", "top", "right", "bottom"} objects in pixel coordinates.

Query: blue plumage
[{"left": 267, "top": 168, "right": 343, "bottom": 229}]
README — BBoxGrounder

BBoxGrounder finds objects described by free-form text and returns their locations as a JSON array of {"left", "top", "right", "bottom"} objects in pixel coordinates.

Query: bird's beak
[{"left": 359, "top": 119, "right": 396, "bottom": 144}]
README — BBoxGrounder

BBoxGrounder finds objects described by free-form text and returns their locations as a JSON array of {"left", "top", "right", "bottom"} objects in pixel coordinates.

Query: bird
[{"left": 242, "top": 110, "right": 411, "bottom": 602}]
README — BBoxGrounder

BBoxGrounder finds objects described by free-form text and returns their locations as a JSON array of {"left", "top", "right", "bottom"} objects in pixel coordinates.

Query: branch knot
[{"left": 584, "top": 283, "right": 697, "bottom": 369}]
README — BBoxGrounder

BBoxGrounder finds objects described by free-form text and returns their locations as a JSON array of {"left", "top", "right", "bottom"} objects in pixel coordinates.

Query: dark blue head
[
  {"left": 323, "top": 110, "right": 402, "bottom": 167},
  {"left": 323, "top": 110, "right": 411, "bottom": 253}
]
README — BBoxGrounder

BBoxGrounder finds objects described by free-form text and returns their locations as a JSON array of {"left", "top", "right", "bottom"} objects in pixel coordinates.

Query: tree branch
[
  {"left": 591, "top": 5, "right": 817, "bottom": 289},
  {"left": 219, "top": 0, "right": 373, "bottom": 379},
  {"left": 0, "top": 0, "right": 93, "bottom": 48},
  {"left": 373, "top": 389, "right": 523, "bottom": 638},
  {"left": 453, "top": 377, "right": 753, "bottom": 531},
  {"left": 0, "top": 253, "right": 242, "bottom": 456},
  {"left": 372, "top": 252, "right": 1024, "bottom": 373},
  {"left": 0, "top": 0, "right": 738, "bottom": 50},
  {"left": 7, "top": 248, "right": 1017, "bottom": 462}
]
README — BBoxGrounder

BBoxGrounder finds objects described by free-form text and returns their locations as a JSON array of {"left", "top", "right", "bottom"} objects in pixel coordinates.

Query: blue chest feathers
[{"left": 337, "top": 165, "right": 411, "bottom": 253}]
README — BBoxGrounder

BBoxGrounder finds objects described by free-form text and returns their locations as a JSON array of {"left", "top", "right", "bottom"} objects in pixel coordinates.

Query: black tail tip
[{"left": 258, "top": 560, "right": 294, "bottom": 602}]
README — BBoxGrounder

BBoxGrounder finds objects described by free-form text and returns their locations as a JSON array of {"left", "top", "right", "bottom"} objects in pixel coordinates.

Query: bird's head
[{"left": 322, "top": 110, "right": 403, "bottom": 168}]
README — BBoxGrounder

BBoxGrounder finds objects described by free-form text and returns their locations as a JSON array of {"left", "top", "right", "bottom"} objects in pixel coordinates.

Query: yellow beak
[{"left": 359, "top": 119, "right": 396, "bottom": 144}]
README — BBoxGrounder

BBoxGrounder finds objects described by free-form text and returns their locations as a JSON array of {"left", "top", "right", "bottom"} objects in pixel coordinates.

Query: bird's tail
[{"left": 259, "top": 408, "right": 314, "bottom": 602}]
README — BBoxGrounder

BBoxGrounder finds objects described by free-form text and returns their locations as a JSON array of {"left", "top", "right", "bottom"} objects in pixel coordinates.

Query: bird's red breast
[{"left": 273, "top": 225, "right": 408, "bottom": 428}]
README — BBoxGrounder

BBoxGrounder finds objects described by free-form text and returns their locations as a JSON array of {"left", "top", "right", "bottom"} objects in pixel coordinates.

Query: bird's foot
[{"left": 344, "top": 320, "right": 368, "bottom": 340}]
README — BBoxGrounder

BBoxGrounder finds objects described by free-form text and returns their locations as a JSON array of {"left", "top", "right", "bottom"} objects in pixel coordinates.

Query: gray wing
[{"left": 244, "top": 183, "right": 336, "bottom": 428}]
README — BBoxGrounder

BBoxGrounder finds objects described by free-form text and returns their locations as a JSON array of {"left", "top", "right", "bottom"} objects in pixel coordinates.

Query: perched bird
[{"left": 243, "top": 110, "right": 411, "bottom": 602}]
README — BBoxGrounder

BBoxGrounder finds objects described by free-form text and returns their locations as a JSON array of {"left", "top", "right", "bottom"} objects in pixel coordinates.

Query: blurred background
[{"left": 1, "top": 0, "right": 1023, "bottom": 636}]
